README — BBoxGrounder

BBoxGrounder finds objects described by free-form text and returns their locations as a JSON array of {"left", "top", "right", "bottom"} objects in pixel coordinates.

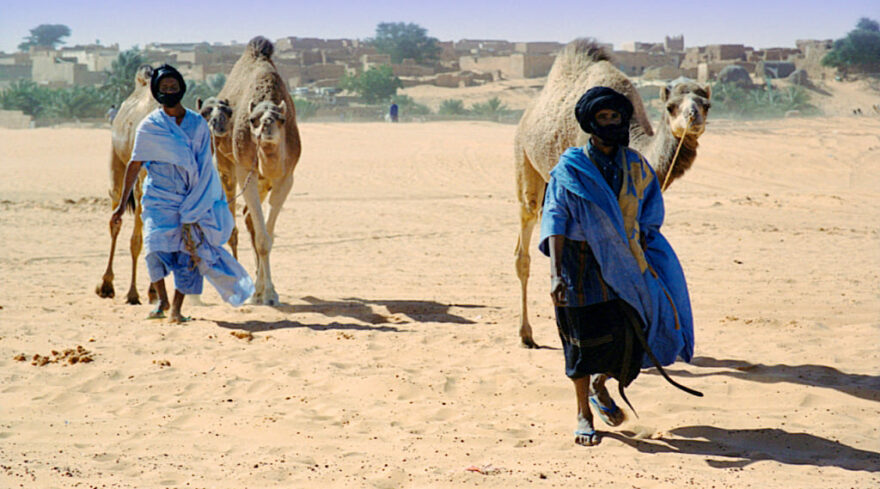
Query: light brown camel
[
  {"left": 96, "top": 64, "right": 159, "bottom": 304},
  {"left": 201, "top": 36, "right": 302, "bottom": 305},
  {"left": 514, "top": 39, "right": 711, "bottom": 348}
]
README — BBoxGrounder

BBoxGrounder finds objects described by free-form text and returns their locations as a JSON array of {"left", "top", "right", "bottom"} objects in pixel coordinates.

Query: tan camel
[
  {"left": 96, "top": 65, "right": 159, "bottom": 304},
  {"left": 514, "top": 39, "right": 711, "bottom": 348},
  {"left": 195, "top": 96, "right": 238, "bottom": 255},
  {"left": 201, "top": 36, "right": 302, "bottom": 305}
]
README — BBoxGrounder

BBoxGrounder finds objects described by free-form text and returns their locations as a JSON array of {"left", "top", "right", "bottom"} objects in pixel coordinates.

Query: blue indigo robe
[{"left": 539, "top": 146, "right": 694, "bottom": 367}]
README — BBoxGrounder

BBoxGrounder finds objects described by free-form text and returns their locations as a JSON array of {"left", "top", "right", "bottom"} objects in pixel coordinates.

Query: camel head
[
  {"left": 197, "top": 97, "right": 233, "bottom": 138},
  {"left": 247, "top": 100, "right": 287, "bottom": 146},
  {"left": 135, "top": 65, "right": 154, "bottom": 87},
  {"left": 660, "top": 79, "right": 711, "bottom": 138}
]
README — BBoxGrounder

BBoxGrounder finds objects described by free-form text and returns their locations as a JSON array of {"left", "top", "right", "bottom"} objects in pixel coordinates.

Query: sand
[{"left": 0, "top": 115, "right": 878, "bottom": 488}]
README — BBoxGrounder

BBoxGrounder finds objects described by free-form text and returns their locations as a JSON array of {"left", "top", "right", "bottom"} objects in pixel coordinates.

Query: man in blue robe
[
  {"left": 539, "top": 87, "right": 695, "bottom": 446},
  {"left": 110, "top": 65, "right": 254, "bottom": 322}
]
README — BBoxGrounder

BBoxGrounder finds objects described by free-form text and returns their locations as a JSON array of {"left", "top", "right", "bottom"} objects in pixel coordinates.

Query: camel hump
[
  {"left": 561, "top": 38, "right": 611, "bottom": 64},
  {"left": 247, "top": 36, "right": 274, "bottom": 60}
]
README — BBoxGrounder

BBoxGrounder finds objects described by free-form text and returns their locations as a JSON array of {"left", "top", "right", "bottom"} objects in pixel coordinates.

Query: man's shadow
[
  {"left": 606, "top": 425, "right": 880, "bottom": 472},
  {"left": 650, "top": 356, "right": 880, "bottom": 402}
]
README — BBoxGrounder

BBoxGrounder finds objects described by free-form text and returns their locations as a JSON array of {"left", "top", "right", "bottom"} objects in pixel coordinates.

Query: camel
[
  {"left": 200, "top": 36, "right": 301, "bottom": 305},
  {"left": 195, "top": 96, "right": 239, "bottom": 255},
  {"left": 96, "top": 64, "right": 159, "bottom": 304},
  {"left": 513, "top": 39, "right": 711, "bottom": 348}
]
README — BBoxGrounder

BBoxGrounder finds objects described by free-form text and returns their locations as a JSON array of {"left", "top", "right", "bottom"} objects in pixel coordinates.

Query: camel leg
[
  {"left": 96, "top": 214, "right": 121, "bottom": 299},
  {"left": 125, "top": 185, "right": 144, "bottom": 305},
  {"left": 265, "top": 172, "right": 292, "bottom": 241},
  {"left": 97, "top": 149, "right": 125, "bottom": 299},
  {"left": 515, "top": 150, "right": 546, "bottom": 348},
  {"left": 238, "top": 165, "right": 276, "bottom": 305},
  {"left": 217, "top": 152, "right": 239, "bottom": 259}
]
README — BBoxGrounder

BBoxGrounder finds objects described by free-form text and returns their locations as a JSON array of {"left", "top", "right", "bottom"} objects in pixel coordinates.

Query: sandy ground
[{"left": 0, "top": 115, "right": 879, "bottom": 489}]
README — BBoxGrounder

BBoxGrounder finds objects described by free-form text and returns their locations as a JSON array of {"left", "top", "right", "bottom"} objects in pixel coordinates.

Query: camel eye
[
  {"left": 250, "top": 118, "right": 258, "bottom": 126},
  {"left": 667, "top": 104, "right": 677, "bottom": 114}
]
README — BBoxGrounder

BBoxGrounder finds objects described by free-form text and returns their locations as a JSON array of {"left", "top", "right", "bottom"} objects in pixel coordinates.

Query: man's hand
[
  {"left": 550, "top": 275, "right": 568, "bottom": 306},
  {"left": 109, "top": 208, "right": 124, "bottom": 233}
]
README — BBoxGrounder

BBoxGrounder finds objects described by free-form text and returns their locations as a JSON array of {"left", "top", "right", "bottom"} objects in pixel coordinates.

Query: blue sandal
[
  {"left": 590, "top": 395, "right": 625, "bottom": 427},
  {"left": 573, "top": 428, "right": 600, "bottom": 446}
]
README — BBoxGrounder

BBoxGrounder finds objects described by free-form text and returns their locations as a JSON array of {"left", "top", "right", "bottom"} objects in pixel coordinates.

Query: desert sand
[{"left": 0, "top": 115, "right": 878, "bottom": 488}]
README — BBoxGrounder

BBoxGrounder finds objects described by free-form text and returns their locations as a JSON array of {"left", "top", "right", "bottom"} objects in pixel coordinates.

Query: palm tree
[
  {"left": 0, "top": 80, "right": 52, "bottom": 117},
  {"left": 103, "top": 48, "right": 146, "bottom": 106},
  {"left": 49, "top": 86, "right": 105, "bottom": 119}
]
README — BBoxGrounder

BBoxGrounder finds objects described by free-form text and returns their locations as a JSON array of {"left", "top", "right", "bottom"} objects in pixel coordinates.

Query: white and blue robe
[{"left": 131, "top": 109, "right": 254, "bottom": 306}]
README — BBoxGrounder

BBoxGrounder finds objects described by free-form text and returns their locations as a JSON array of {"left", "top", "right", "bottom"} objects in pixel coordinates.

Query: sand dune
[{"left": 0, "top": 116, "right": 878, "bottom": 488}]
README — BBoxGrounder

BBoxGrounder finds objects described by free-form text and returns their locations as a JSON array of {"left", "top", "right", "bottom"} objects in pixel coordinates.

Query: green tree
[
  {"left": 103, "top": 48, "right": 147, "bottom": 106},
  {"left": 470, "top": 97, "right": 509, "bottom": 121},
  {"left": 822, "top": 17, "right": 880, "bottom": 73},
  {"left": 390, "top": 94, "right": 431, "bottom": 116},
  {"left": 370, "top": 22, "right": 440, "bottom": 64},
  {"left": 18, "top": 24, "right": 71, "bottom": 51},
  {"left": 182, "top": 73, "right": 226, "bottom": 109},
  {"left": 48, "top": 86, "right": 107, "bottom": 119},
  {"left": 293, "top": 98, "right": 319, "bottom": 120},
  {"left": 0, "top": 80, "right": 52, "bottom": 117},
  {"left": 438, "top": 99, "right": 466, "bottom": 115},
  {"left": 340, "top": 65, "right": 403, "bottom": 104}
]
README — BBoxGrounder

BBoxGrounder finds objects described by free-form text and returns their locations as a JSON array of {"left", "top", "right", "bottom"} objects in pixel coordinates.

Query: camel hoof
[
  {"left": 96, "top": 282, "right": 115, "bottom": 299},
  {"left": 125, "top": 293, "right": 141, "bottom": 306},
  {"left": 520, "top": 336, "right": 539, "bottom": 349}
]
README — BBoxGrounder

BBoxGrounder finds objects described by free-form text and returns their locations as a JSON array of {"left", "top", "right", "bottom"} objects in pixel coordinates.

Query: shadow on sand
[
  {"left": 271, "top": 296, "right": 488, "bottom": 325},
  {"left": 213, "top": 319, "right": 403, "bottom": 333},
  {"left": 649, "top": 356, "right": 880, "bottom": 403},
  {"left": 606, "top": 425, "right": 880, "bottom": 472},
  {"left": 212, "top": 296, "right": 493, "bottom": 332}
]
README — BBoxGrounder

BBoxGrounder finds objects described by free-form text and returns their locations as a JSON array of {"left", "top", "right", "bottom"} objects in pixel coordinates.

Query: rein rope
[
  {"left": 661, "top": 116, "right": 693, "bottom": 192},
  {"left": 210, "top": 133, "right": 256, "bottom": 202}
]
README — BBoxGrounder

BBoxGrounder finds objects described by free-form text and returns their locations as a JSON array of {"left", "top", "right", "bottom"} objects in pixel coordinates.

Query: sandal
[
  {"left": 573, "top": 428, "right": 600, "bottom": 446},
  {"left": 590, "top": 394, "right": 625, "bottom": 427}
]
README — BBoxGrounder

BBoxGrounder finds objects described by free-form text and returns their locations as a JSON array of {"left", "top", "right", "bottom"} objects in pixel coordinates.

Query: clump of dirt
[
  {"left": 14, "top": 346, "right": 94, "bottom": 366},
  {"left": 230, "top": 331, "right": 254, "bottom": 342},
  {"left": 153, "top": 359, "right": 171, "bottom": 368}
]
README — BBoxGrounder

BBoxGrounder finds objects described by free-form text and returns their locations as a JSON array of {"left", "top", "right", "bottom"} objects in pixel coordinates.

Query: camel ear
[
  {"left": 196, "top": 98, "right": 203, "bottom": 110},
  {"left": 703, "top": 84, "right": 712, "bottom": 100},
  {"left": 278, "top": 100, "right": 287, "bottom": 117},
  {"left": 221, "top": 98, "right": 229, "bottom": 106},
  {"left": 249, "top": 100, "right": 256, "bottom": 114},
  {"left": 659, "top": 86, "right": 670, "bottom": 102}
]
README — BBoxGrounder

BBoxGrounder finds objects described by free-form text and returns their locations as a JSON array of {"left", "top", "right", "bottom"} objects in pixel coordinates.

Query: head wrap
[
  {"left": 150, "top": 64, "right": 186, "bottom": 107},
  {"left": 574, "top": 86, "right": 634, "bottom": 146}
]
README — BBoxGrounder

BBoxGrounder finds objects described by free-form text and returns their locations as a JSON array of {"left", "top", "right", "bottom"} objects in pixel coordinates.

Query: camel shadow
[
  {"left": 605, "top": 425, "right": 880, "bottom": 472},
  {"left": 213, "top": 319, "right": 403, "bottom": 333},
  {"left": 269, "top": 296, "right": 487, "bottom": 326},
  {"left": 650, "top": 356, "right": 880, "bottom": 403}
]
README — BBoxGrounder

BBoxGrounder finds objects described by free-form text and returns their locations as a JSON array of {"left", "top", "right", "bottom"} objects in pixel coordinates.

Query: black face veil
[
  {"left": 150, "top": 64, "right": 187, "bottom": 107},
  {"left": 574, "top": 86, "right": 634, "bottom": 147}
]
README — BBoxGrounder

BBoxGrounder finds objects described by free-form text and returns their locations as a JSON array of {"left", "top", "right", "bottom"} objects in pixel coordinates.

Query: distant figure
[
  {"left": 389, "top": 102, "right": 399, "bottom": 123},
  {"left": 106, "top": 104, "right": 118, "bottom": 123}
]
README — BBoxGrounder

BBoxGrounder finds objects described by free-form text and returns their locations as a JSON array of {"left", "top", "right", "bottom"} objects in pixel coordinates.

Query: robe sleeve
[{"left": 538, "top": 176, "right": 570, "bottom": 256}]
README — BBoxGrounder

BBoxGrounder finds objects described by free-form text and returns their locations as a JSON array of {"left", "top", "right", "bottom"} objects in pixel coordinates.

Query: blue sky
[{"left": 1, "top": 0, "right": 877, "bottom": 53}]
